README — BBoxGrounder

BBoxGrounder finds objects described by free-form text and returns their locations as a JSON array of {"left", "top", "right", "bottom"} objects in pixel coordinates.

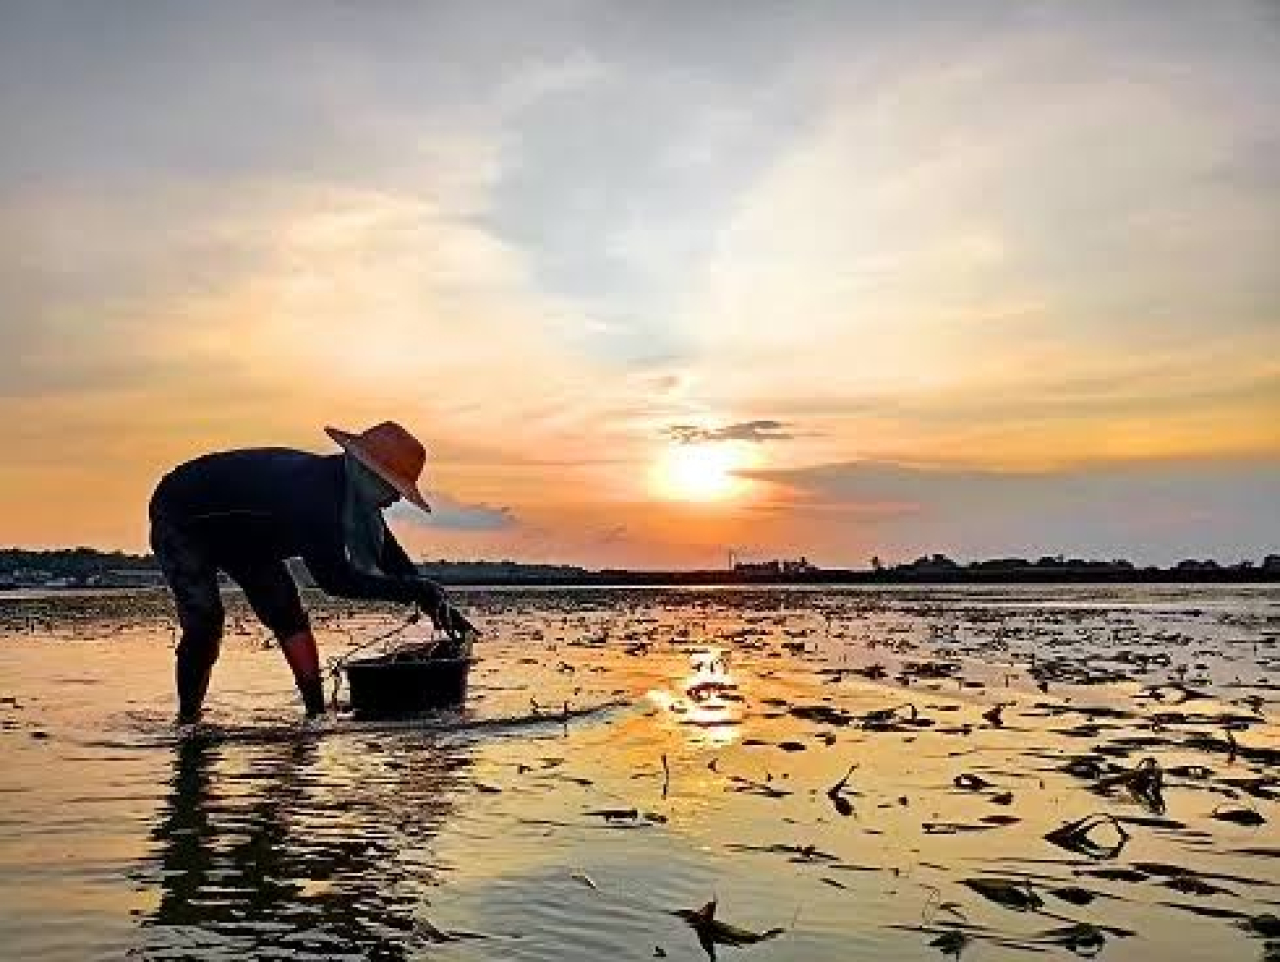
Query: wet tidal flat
[{"left": 1, "top": 584, "right": 1278, "bottom": 961}]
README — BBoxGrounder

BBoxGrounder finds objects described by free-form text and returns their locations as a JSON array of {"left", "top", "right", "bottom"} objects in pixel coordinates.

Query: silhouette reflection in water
[{"left": 135, "top": 732, "right": 471, "bottom": 960}]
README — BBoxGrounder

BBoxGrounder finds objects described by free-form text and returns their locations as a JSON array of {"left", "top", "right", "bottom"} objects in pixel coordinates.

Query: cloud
[
  {"left": 1, "top": 3, "right": 1278, "bottom": 565},
  {"left": 666, "top": 419, "right": 794, "bottom": 444},
  {"left": 389, "top": 493, "right": 517, "bottom": 532},
  {"left": 596, "top": 524, "right": 629, "bottom": 545},
  {"left": 678, "top": 3, "right": 1280, "bottom": 463},
  {"left": 744, "top": 457, "right": 1280, "bottom": 565}
]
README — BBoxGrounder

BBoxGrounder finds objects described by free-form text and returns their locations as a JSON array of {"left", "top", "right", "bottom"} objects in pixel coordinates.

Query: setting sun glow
[{"left": 653, "top": 443, "right": 748, "bottom": 502}]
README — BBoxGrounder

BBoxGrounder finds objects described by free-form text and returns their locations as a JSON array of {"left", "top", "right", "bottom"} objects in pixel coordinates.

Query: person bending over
[{"left": 148, "top": 421, "right": 473, "bottom": 721}]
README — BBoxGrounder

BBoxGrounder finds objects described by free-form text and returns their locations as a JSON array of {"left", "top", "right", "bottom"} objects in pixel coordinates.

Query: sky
[{"left": 1, "top": 1, "right": 1278, "bottom": 568}]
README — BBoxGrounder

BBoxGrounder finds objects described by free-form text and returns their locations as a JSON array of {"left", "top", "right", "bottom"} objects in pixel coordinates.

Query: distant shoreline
[
  {"left": 439, "top": 570, "right": 1280, "bottom": 587},
  {"left": 3, "top": 546, "right": 1277, "bottom": 591},
  {"left": 1, "top": 569, "right": 1277, "bottom": 593}
]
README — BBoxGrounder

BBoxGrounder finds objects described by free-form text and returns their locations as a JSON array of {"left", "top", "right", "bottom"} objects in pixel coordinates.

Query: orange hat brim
[{"left": 326, "top": 426, "right": 432, "bottom": 514}]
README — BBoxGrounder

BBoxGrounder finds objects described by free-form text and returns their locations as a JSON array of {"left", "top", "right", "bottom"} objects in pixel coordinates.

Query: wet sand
[{"left": 0, "top": 584, "right": 1277, "bottom": 960}]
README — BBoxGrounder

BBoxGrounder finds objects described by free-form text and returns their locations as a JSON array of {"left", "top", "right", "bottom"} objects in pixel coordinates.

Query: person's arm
[
  {"left": 377, "top": 524, "right": 452, "bottom": 614},
  {"left": 302, "top": 541, "right": 421, "bottom": 605},
  {"left": 379, "top": 525, "right": 478, "bottom": 637},
  {"left": 304, "top": 528, "right": 473, "bottom": 635},
  {"left": 378, "top": 523, "right": 420, "bottom": 580}
]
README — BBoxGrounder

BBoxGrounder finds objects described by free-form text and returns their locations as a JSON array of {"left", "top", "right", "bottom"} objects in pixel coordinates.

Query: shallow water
[{"left": 1, "top": 584, "right": 1277, "bottom": 960}]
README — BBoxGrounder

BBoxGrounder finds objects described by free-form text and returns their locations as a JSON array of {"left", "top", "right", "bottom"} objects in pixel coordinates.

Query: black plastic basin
[{"left": 344, "top": 655, "right": 473, "bottom": 718}]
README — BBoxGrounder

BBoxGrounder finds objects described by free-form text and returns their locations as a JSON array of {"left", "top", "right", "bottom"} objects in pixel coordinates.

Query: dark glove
[
  {"left": 414, "top": 579, "right": 476, "bottom": 639},
  {"left": 438, "top": 603, "right": 477, "bottom": 639},
  {"left": 414, "top": 578, "right": 446, "bottom": 616}
]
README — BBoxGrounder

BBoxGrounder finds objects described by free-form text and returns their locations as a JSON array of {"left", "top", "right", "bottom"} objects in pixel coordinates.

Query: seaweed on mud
[
  {"left": 1237, "top": 918, "right": 1280, "bottom": 962},
  {"left": 583, "top": 808, "right": 667, "bottom": 826},
  {"left": 961, "top": 877, "right": 1044, "bottom": 912},
  {"left": 908, "top": 914, "right": 1127, "bottom": 958},
  {"left": 789, "top": 704, "right": 856, "bottom": 727},
  {"left": 902, "top": 660, "right": 962, "bottom": 680},
  {"left": 1062, "top": 756, "right": 1107, "bottom": 779},
  {"left": 1079, "top": 867, "right": 1149, "bottom": 883},
  {"left": 1240, "top": 915, "right": 1280, "bottom": 938},
  {"left": 725, "top": 842, "right": 838, "bottom": 863},
  {"left": 1234, "top": 847, "right": 1280, "bottom": 859},
  {"left": 927, "top": 928, "right": 971, "bottom": 959},
  {"left": 672, "top": 900, "right": 785, "bottom": 960},
  {"left": 980, "top": 814, "right": 1021, "bottom": 826},
  {"left": 1211, "top": 805, "right": 1267, "bottom": 826},
  {"left": 725, "top": 773, "right": 791, "bottom": 799},
  {"left": 1094, "top": 756, "right": 1165, "bottom": 814},
  {"left": 1115, "top": 814, "right": 1188, "bottom": 830},
  {"left": 888, "top": 923, "right": 988, "bottom": 960},
  {"left": 1032, "top": 923, "right": 1107, "bottom": 957},
  {"left": 1159, "top": 902, "right": 1249, "bottom": 920},
  {"left": 826, "top": 764, "right": 858, "bottom": 817},
  {"left": 411, "top": 918, "right": 488, "bottom": 943},
  {"left": 1160, "top": 876, "right": 1234, "bottom": 896},
  {"left": 1044, "top": 813, "right": 1131, "bottom": 860},
  {"left": 1132, "top": 860, "right": 1274, "bottom": 889},
  {"left": 1222, "top": 776, "right": 1280, "bottom": 801},
  {"left": 861, "top": 702, "right": 921, "bottom": 730},
  {"left": 924, "top": 822, "right": 1000, "bottom": 835},
  {"left": 1049, "top": 886, "right": 1099, "bottom": 906}
]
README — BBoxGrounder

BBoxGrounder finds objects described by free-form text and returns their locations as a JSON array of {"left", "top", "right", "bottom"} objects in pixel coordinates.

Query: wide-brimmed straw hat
[{"left": 325, "top": 421, "right": 432, "bottom": 513}]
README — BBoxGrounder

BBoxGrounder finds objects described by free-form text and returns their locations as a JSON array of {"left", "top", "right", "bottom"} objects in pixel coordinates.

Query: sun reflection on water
[{"left": 648, "top": 647, "right": 744, "bottom": 748}]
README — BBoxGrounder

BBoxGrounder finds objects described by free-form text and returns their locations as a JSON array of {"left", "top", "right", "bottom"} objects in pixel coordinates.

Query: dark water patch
[{"left": 130, "top": 735, "right": 472, "bottom": 960}]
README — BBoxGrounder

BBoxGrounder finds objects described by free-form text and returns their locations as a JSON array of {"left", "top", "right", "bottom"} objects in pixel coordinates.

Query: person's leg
[
  {"left": 280, "top": 631, "right": 326, "bottom": 716},
  {"left": 226, "top": 561, "right": 326, "bottom": 716},
  {"left": 150, "top": 516, "right": 224, "bottom": 722}
]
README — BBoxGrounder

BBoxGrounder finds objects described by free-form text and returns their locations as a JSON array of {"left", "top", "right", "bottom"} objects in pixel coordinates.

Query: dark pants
[{"left": 149, "top": 513, "right": 310, "bottom": 717}]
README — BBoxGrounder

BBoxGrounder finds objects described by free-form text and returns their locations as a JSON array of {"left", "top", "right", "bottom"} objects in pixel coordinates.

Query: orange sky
[{"left": 2, "top": 4, "right": 1278, "bottom": 566}]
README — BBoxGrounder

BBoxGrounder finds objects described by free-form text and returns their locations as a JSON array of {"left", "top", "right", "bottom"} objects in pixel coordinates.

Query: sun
[{"left": 653, "top": 443, "right": 748, "bottom": 502}]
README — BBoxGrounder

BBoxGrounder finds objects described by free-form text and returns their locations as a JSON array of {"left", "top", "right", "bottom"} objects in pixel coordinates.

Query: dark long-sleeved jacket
[{"left": 149, "top": 448, "right": 423, "bottom": 604}]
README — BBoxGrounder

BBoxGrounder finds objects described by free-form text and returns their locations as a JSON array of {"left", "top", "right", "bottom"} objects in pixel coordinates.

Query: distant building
[
  {"left": 1262, "top": 554, "right": 1280, "bottom": 573},
  {"left": 1175, "top": 559, "right": 1221, "bottom": 572},
  {"left": 11, "top": 568, "right": 52, "bottom": 585},
  {"left": 733, "top": 559, "right": 781, "bottom": 575},
  {"left": 782, "top": 557, "right": 816, "bottom": 575},
  {"left": 415, "top": 559, "right": 589, "bottom": 583},
  {"left": 733, "top": 557, "right": 816, "bottom": 576},
  {"left": 101, "top": 569, "right": 166, "bottom": 588}
]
